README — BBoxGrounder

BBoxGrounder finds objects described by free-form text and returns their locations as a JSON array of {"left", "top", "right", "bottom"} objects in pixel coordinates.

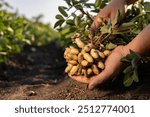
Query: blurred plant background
[{"left": 0, "top": 0, "right": 63, "bottom": 63}]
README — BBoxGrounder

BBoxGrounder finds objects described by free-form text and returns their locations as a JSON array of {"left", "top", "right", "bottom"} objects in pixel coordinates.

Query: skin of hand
[
  {"left": 90, "top": 0, "right": 126, "bottom": 30},
  {"left": 88, "top": 46, "right": 128, "bottom": 89}
]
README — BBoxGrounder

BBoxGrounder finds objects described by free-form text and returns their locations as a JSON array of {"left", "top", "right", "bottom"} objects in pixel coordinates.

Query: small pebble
[{"left": 28, "top": 91, "right": 37, "bottom": 96}]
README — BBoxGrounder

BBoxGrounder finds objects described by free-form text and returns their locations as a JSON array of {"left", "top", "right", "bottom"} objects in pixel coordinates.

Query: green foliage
[
  {"left": 121, "top": 50, "right": 141, "bottom": 87},
  {"left": 0, "top": 1, "right": 59, "bottom": 63}
]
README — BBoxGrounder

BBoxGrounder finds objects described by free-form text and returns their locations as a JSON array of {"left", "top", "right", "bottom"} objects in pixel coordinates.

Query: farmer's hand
[
  {"left": 88, "top": 45, "right": 129, "bottom": 89},
  {"left": 90, "top": 0, "right": 126, "bottom": 30},
  {"left": 70, "top": 46, "right": 129, "bottom": 89}
]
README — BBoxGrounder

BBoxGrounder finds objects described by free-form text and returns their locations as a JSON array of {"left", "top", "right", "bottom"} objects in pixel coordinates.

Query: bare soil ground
[{"left": 0, "top": 42, "right": 150, "bottom": 100}]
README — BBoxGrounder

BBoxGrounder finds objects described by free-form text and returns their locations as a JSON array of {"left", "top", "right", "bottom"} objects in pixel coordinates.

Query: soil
[{"left": 0, "top": 41, "right": 150, "bottom": 100}]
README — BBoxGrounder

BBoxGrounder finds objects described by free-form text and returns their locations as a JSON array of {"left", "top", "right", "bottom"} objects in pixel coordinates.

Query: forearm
[{"left": 124, "top": 24, "right": 150, "bottom": 55}]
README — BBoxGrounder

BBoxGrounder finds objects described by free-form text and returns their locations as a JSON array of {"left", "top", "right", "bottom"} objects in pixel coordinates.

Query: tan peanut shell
[
  {"left": 78, "top": 53, "right": 84, "bottom": 63},
  {"left": 90, "top": 49, "right": 99, "bottom": 59},
  {"left": 81, "top": 49, "right": 86, "bottom": 55},
  {"left": 69, "top": 65, "right": 78, "bottom": 75},
  {"left": 83, "top": 44, "right": 92, "bottom": 52},
  {"left": 75, "top": 38, "right": 85, "bottom": 49},
  {"left": 98, "top": 51, "right": 105, "bottom": 58},
  {"left": 66, "top": 54, "right": 72, "bottom": 60},
  {"left": 103, "top": 50, "right": 110, "bottom": 56},
  {"left": 83, "top": 53, "right": 94, "bottom": 63},
  {"left": 81, "top": 60, "right": 89, "bottom": 67},
  {"left": 68, "top": 60, "right": 78, "bottom": 65},
  {"left": 87, "top": 68, "right": 93, "bottom": 75},
  {"left": 97, "top": 61, "right": 105, "bottom": 70},
  {"left": 70, "top": 46, "right": 79, "bottom": 55},
  {"left": 92, "top": 64, "right": 99, "bottom": 75},
  {"left": 72, "top": 55, "right": 78, "bottom": 61},
  {"left": 81, "top": 69, "right": 87, "bottom": 77},
  {"left": 65, "top": 64, "right": 73, "bottom": 73}
]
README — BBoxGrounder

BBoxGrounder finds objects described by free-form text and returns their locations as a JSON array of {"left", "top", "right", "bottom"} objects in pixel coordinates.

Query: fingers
[
  {"left": 90, "top": 9, "right": 109, "bottom": 30},
  {"left": 88, "top": 69, "right": 111, "bottom": 90},
  {"left": 110, "top": 12, "right": 116, "bottom": 22},
  {"left": 70, "top": 75, "right": 91, "bottom": 84}
]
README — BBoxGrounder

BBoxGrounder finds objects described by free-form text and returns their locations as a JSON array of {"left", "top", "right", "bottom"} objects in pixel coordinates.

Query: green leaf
[
  {"left": 74, "top": 4, "right": 83, "bottom": 10},
  {"left": 64, "top": 0, "right": 71, "bottom": 6},
  {"left": 95, "top": 0, "right": 101, "bottom": 8},
  {"left": 72, "top": 0, "right": 78, "bottom": 5},
  {"left": 123, "top": 72, "right": 134, "bottom": 87},
  {"left": 144, "top": 2, "right": 150, "bottom": 12},
  {"left": 131, "top": 58, "right": 138, "bottom": 69},
  {"left": 105, "top": 42, "right": 117, "bottom": 50},
  {"left": 66, "top": 19, "right": 74, "bottom": 25},
  {"left": 133, "top": 69, "right": 139, "bottom": 83},
  {"left": 0, "top": 52, "right": 7, "bottom": 55},
  {"left": 144, "top": 2, "right": 150, "bottom": 21},
  {"left": 121, "top": 50, "right": 141, "bottom": 63},
  {"left": 123, "top": 65, "right": 133, "bottom": 74},
  {"left": 74, "top": 16, "right": 79, "bottom": 26},
  {"left": 129, "top": 50, "right": 141, "bottom": 61},
  {"left": 85, "top": 3, "right": 94, "bottom": 8},
  {"left": 16, "top": 33, "right": 23, "bottom": 39},
  {"left": 60, "top": 27, "right": 71, "bottom": 35},
  {"left": 71, "top": 13, "right": 76, "bottom": 17},
  {"left": 118, "top": 22, "right": 134, "bottom": 31},
  {"left": 58, "top": 6, "right": 68, "bottom": 17},
  {"left": 55, "top": 14, "right": 64, "bottom": 20},
  {"left": 121, "top": 57, "right": 131, "bottom": 62},
  {"left": 7, "top": 27, "right": 14, "bottom": 33},
  {"left": 54, "top": 20, "right": 64, "bottom": 28},
  {"left": 100, "top": 25, "right": 109, "bottom": 34},
  {"left": 112, "top": 10, "right": 121, "bottom": 26}
]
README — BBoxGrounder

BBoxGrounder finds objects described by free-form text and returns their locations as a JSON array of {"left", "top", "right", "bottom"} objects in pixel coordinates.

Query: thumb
[{"left": 88, "top": 70, "right": 111, "bottom": 90}]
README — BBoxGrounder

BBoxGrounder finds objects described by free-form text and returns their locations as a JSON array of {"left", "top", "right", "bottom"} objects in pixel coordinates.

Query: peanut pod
[
  {"left": 83, "top": 44, "right": 92, "bottom": 52},
  {"left": 68, "top": 60, "right": 78, "bottom": 65},
  {"left": 81, "top": 60, "right": 89, "bottom": 67},
  {"left": 69, "top": 65, "right": 79, "bottom": 75},
  {"left": 81, "top": 69, "right": 87, "bottom": 77},
  {"left": 97, "top": 61, "right": 105, "bottom": 70},
  {"left": 87, "top": 68, "right": 93, "bottom": 76},
  {"left": 83, "top": 53, "right": 94, "bottom": 63},
  {"left": 90, "top": 49, "right": 99, "bottom": 59},
  {"left": 78, "top": 53, "right": 84, "bottom": 63},
  {"left": 70, "top": 46, "right": 79, "bottom": 55},
  {"left": 65, "top": 64, "right": 73, "bottom": 73},
  {"left": 92, "top": 64, "right": 100, "bottom": 75},
  {"left": 98, "top": 51, "right": 105, "bottom": 59},
  {"left": 75, "top": 38, "right": 85, "bottom": 49},
  {"left": 103, "top": 50, "right": 111, "bottom": 56}
]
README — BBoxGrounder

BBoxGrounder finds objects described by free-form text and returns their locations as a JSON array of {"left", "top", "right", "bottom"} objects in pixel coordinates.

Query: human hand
[
  {"left": 70, "top": 46, "right": 129, "bottom": 89},
  {"left": 90, "top": 0, "right": 126, "bottom": 30},
  {"left": 88, "top": 46, "right": 129, "bottom": 89}
]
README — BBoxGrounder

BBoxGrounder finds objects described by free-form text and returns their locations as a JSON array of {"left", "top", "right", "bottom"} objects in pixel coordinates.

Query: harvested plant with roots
[{"left": 55, "top": 0, "right": 150, "bottom": 86}]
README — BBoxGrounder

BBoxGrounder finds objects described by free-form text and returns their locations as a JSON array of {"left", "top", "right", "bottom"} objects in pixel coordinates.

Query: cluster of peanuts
[{"left": 64, "top": 35, "right": 111, "bottom": 78}]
